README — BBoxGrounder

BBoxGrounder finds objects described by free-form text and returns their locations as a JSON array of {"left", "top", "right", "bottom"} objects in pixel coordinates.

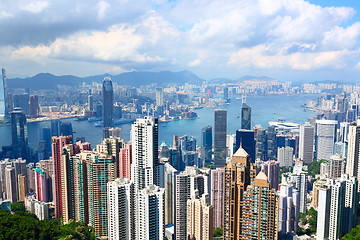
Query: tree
[{"left": 342, "top": 225, "right": 360, "bottom": 239}]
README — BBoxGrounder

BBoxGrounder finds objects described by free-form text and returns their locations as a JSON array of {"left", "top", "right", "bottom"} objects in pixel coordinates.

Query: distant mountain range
[
  {"left": 7, "top": 70, "right": 344, "bottom": 90},
  {"left": 7, "top": 70, "right": 204, "bottom": 90}
]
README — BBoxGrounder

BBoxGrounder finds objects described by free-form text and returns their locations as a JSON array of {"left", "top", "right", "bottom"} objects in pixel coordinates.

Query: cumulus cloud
[{"left": 2, "top": 0, "right": 360, "bottom": 80}]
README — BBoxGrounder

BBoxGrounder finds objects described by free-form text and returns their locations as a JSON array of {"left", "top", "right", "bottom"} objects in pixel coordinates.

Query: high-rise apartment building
[
  {"left": 277, "top": 146, "right": 293, "bottom": 167},
  {"left": 214, "top": 109, "right": 227, "bottom": 168},
  {"left": 18, "top": 174, "right": 26, "bottom": 202},
  {"left": 11, "top": 108, "right": 28, "bottom": 160},
  {"left": 241, "top": 98, "right": 251, "bottom": 130},
  {"left": 278, "top": 183, "right": 299, "bottom": 236},
  {"left": 107, "top": 178, "right": 135, "bottom": 240},
  {"left": 211, "top": 168, "right": 224, "bottom": 228},
  {"left": 102, "top": 77, "right": 114, "bottom": 128},
  {"left": 5, "top": 166, "right": 17, "bottom": 203},
  {"left": 282, "top": 169, "right": 308, "bottom": 214},
  {"left": 328, "top": 154, "right": 345, "bottom": 179},
  {"left": 317, "top": 175, "right": 357, "bottom": 240},
  {"left": 119, "top": 143, "right": 132, "bottom": 179},
  {"left": 136, "top": 185, "right": 165, "bottom": 240},
  {"left": 131, "top": 117, "right": 159, "bottom": 190},
  {"left": 52, "top": 135, "right": 72, "bottom": 219},
  {"left": 164, "top": 162, "right": 177, "bottom": 225},
  {"left": 201, "top": 126, "right": 212, "bottom": 164},
  {"left": 187, "top": 194, "right": 213, "bottom": 240},
  {"left": 316, "top": 120, "right": 337, "bottom": 161},
  {"left": 261, "top": 160, "right": 279, "bottom": 190},
  {"left": 346, "top": 120, "right": 360, "bottom": 178},
  {"left": 34, "top": 168, "right": 47, "bottom": 202},
  {"left": 299, "top": 124, "right": 314, "bottom": 163},
  {"left": 223, "top": 147, "right": 278, "bottom": 240}
]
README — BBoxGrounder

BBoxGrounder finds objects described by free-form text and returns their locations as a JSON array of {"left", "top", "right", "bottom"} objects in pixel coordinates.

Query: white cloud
[
  {"left": 20, "top": 1, "right": 49, "bottom": 14},
  {"left": 97, "top": 1, "right": 110, "bottom": 20}
]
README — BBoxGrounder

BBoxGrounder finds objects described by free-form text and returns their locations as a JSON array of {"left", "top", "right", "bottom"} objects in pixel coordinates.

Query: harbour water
[{"left": 0, "top": 94, "right": 319, "bottom": 151}]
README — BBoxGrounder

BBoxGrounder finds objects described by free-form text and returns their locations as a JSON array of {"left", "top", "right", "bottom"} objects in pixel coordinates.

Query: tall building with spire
[
  {"left": 223, "top": 147, "right": 278, "bottom": 240},
  {"left": 241, "top": 96, "right": 251, "bottom": 130},
  {"left": 0, "top": 68, "right": 8, "bottom": 117}
]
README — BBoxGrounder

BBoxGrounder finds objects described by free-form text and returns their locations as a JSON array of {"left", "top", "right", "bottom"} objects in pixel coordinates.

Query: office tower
[
  {"left": 187, "top": 194, "right": 213, "bottom": 240},
  {"left": 164, "top": 162, "right": 177, "bottom": 225},
  {"left": 52, "top": 135, "right": 72, "bottom": 218},
  {"left": 86, "top": 152, "right": 116, "bottom": 238},
  {"left": 338, "top": 122, "right": 349, "bottom": 143},
  {"left": 299, "top": 124, "right": 314, "bottom": 163},
  {"left": 214, "top": 109, "right": 227, "bottom": 168},
  {"left": 11, "top": 108, "right": 28, "bottom": 160},
  {"left": 255, "top": 128, "right": 267, "bottom": 161},
  {"left": 18, "top": 174, "right": 26, "bottom": 202},
  {"left": 179, "top": 135, "right": 198, "bottom": 169},
  {"left": 282, "top": 170, "right": 308, "bottom": 214},
  {"left": 267, "top": 126, "right": 277, "bottom": 160},
  {"left": 235, "top": 129, "right": 256, "bottom": 163},
  {"left": 261, "top": 160, "right": 279, "bottom": 190},
  {"left": 107, "top": 178, "right": 135, "bottom": 240},
  {"left": 51, "top": 119, "right": 61, "bottom": 136},
  {"left": 131, "top": 117, "right": 159, "bottom": 190},
  {"left": 88, "top": 95, "right": 94, "bottom": 111},
  {"left": 227, "top": 133, "right": 236, "bottom": 158},
  {"left": 5, "top": 166, "right": 17, "bottom": 203},
  {"left": 201, "top": 126, "right": 212, "bottom": 164},
  {"left": 223, "top": 87, "right": 228, "bottom": 100},
  {"left": 346, "top": 120, "right": 360, "bottom": 178},
  {"left": 328, "top": 154, "right": 345, "bottom": 178},
  {"left": 118, "top": 143, "right": 132, "bottom": 179},
  {"left": 159, "top": 141, "right": 170, "bottom": 159},
  {"left": 13, "top": 94, "right": 29, "bottom": 115},
  {"left": 316, "top": 120, "right": 337, "bottom": 161},
  {"left": 277, "top": 146, "right": 293, "bottom": 167},
  {"left": 103, "top": 77, "right": 114, "bottom": 128},
  {"left": 34, "top": 168, "right": 47, "bottom": 202},
  {"left": 0, "top": 68, "right": 7, "bottom": 117},
  {"left": 156, "top": 87, "right": 164, "bottom": 106},
  {"left": 223, "top": 147, "right": 256, "bottom": 240},
  {"left": 38, "top": 127, "right": 52, "bottom": 160},
  {"left": 241, "top": 97, "right": 251, "bottom": 130},
  {"left": 136, "top": 185, "right": 165, "bottom": 240},
  {"left": 60, "top": 122, "right": 73, "bottom": 137},
  {"left": 317, "top": 175, "right": 357, "bottom": 240},
  {"left": 211, "top": 168, "right": 224, "bottom": 228},
  {"left": 29, "top": 95, "right": 39, "bottom": 117},
  {"left": 114, "top": 105, "right": 122, "bottom": 119},
  {"left": 278, "top": 183, "right": 299, "bottom": 236}
]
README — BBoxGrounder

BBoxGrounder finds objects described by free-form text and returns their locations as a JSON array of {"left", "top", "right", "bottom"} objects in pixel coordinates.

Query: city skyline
[{"left": 1, "top": 1, "right": 360, "bottom": 82}]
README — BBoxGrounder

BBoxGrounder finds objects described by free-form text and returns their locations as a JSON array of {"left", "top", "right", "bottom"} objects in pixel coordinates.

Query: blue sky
[{"left": 1, "top": 0, "right": 360, "bottom": 82}]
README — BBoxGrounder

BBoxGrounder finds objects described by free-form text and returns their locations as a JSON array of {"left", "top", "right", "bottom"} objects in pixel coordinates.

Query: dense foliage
[
  {"left": 297, "top": 207, "right": 317, "bottom": 236},
  {"left": 306, "top": 160, "right": 326, "bottom": 178},
  {"left": 0, "top": 203, "right": 96, "bottom": 240},
  {"left": 213, "top": 228, "right": 223, "bottom": 238},
  {"left": 342, "top": 225, "right": 360, "bottom": 239}
]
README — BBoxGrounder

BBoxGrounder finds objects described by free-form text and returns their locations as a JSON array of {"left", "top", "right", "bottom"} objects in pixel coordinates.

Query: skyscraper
[
  {"left": 131, "top": 117, "right": 159, "bottom": 190},
  {"left": 235, "top": 129, "right": 256, "bottom": 163},
  {"left": 119, "top": 143, "right": 132, "bottom": 179},
  {"left": 211, "top": 168, "right": 224, "bottom": 228},
  {"left": 102, "top": 77, "right": 114, "bottom": 128},
  {"left": 0, "top": 68, "right": 7, "bottom": 117},
  {"left": 316, "top": 120, "right": 337, "bottom": 161},
  {"left": 29, "top": 95, "right": 39, "bottom": 117},
  {"left": 277, "top": 146, "right": 294, "bottom": 167},
  {"left": 187, "top": 194, "right": 213, "bottom": 240},
  {"left": 278, "top": 183, "right": 299, "bottom": 236},
  {"left": 241, "top": 97, "right": 251, "bottom": 130},
  {"left": 5, "top": 166, "right": 17, "bottom": 203},
  {"left": 346, "top": 120, "right": 360, "bottom": 178},
  {"left": 223, "top": 147, "right": 278, "bottom": 240},
  {"left": 136, "top": 185, "right": 165, "bottom": 240},
  {"left": 11, "top": 108, "right": 28, "bottom": 160},
  {"left": 201, "top": 126, "right": 212, "bottom": 164},
  {"left": 261, "top": 160, "right": 280, "bottom": 190},
  {"left": 156, "top": 87, "right": 164, "bottom": 106},
  {"left": 223, "top": 87, "right": 229, "bottom": 101},
  {"left": 299, "top": 124, "right": 314, "bottom": 163},
  {"left": 107, "top": 178, "right": 135, "bottom": 240},
  {"left": 52, "top": 135, "right": 72, "bottom": 219},
  {"left": 214, "top": 109, "right": 227, "bottom": 168},
  {"left": 317, "top": 175, "right": 357, "bottom": 240}
]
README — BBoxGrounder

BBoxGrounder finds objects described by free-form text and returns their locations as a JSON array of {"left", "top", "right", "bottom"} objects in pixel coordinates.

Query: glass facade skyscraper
[
  {"left": 201, "top": 126, "right": 212, "bottom": 164},
  {"left": 214, "top": 109, "right": 227, "bottom": 168},
  {"left": 11, "top": 107, "right": 28, "bottom": 160},
  {"left": 241, "top": 99, "right": 251, "bottom": 130},
  {"left": 235, "top": 129, "right": 256, "bottom": 163},
  {"left": 0, "top": 68, "right": 7, "bottom": 117},
  {"left": 102, "top": 77, "right": 114, "bottom": 128}
]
